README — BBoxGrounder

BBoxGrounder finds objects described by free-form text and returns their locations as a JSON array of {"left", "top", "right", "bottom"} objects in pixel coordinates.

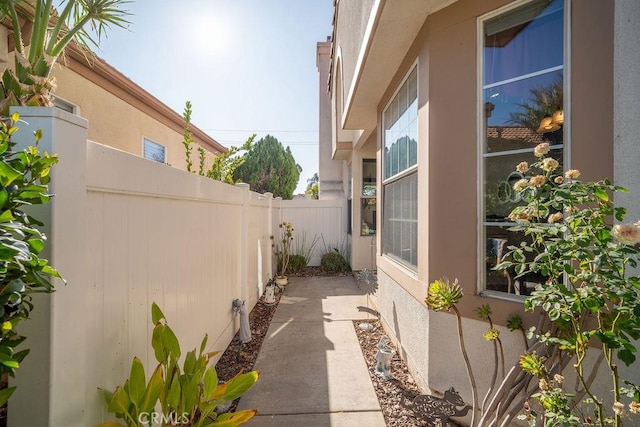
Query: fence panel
[{"left": 279, "top": 198, "right": 347, "bottom": 266}]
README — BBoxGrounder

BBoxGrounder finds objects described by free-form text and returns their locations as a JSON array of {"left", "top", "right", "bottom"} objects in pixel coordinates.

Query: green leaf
[
  {"left": 619, "top": 348, "right": 636, "bottom": 366},
  {"left": 219, "top": 371, "right": 259, "bottom": 402},
  {"left": 166, "top": 375, "right": 181, "bottom": 409},
  {"left": 210, "top": 409, "right": 257, "bottom": 426},
  {"left": 27, "top": 238, "right": 44, "bottom": 253},
  {"left": 0, "top": 386, "right": 16, "bottom": 406},
  {"left": 0, "top": 209, "right": 13, "bottom": 223},
  {"left": 200, "top": 334, "right": 209, "bottom": 357},
  {"left": 129, "top": 357, "right": 146, "bottom": 409},
  {"left": 594, "top": 187, "right": 609, "bottom": 201},
  {"left": 0, "top": 161, "right": 21, "bottom": 186},
  {"left": 140, "top": 364, "right": 163, "bottom": 414},
  {"left": 203, "top": 365, "right": 219, "bottom": 400},
  {"left": 152, "top": 324, "right": 166, "bottom": 363},
  {"left": 162, "top": 325, "right": 181, "bottom": 359},
  {"left": 107, "top": 386, "right": 130, "bottom": 415},
  {"left": 101, "top": 388, "right": 114, "bottom": 406},
  {"left": 151, "top": 302, "right": 164, "bottom": 325}
]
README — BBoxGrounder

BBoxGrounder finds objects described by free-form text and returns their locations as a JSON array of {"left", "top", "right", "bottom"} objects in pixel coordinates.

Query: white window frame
[
  {"left": 143, "top": 137, "right": 166, "bottom": 164},
  {"left": 382, "top": 62, "right": 419, "bottom": 270},
  {"left": 476, "top": 0, "right": 570, "bottom": 300},
  {"left": 53, "top": 96, "right": 80, "bottom": 115}
]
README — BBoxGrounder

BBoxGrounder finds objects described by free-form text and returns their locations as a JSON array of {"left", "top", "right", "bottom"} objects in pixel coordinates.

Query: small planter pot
[{"left": 275, "top": 276, "right": 288, "bottom": 286}]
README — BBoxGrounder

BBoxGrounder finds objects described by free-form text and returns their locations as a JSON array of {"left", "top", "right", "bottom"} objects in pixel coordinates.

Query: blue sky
[{"left": 94, "top": 0, "right": 333, "bottom": 193}]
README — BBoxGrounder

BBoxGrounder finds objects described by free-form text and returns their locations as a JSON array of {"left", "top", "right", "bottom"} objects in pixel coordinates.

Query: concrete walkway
[{"left": 238, "top": 275, "right": 386, "bottom": 426}]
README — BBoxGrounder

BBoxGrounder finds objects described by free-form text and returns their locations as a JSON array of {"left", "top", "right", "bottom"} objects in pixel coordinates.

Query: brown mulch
[
  {"left": 215, "top": 285, "right": 283, "bottom": 411},
  {"left": 354, "top": 319, "right": 429, "bottom": 426},
  {"left": 353, "top": 320, "right": 463, "bottom": 427}
]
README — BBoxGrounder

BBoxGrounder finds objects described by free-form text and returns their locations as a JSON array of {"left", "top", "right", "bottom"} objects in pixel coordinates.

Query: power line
[
  {"left": 202, "top": 129, "right": 318, "bottom": 133},
  {"left": 218, "top": 140, "right": 318, "bottom": 146}
]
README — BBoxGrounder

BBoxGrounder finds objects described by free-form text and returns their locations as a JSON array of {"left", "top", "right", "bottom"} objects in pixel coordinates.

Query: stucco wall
[
  {"left": 366, "top": 0, "right": 629, "bottom": 417},
  {"left": 52, "top": 65, "right": 204, "bottom": 170},
  {"left": 334, "top": 0, "right": 375, "bottom": 113},
  {"left": 614, "top": 0, "right": 640, "bottom": 222}
]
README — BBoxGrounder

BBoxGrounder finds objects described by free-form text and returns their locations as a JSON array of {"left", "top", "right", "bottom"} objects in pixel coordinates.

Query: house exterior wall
[
  {"left": 327, "top": 0, "right": 639, "bottom": 419},
  {"left": 3, "top": 38, "right": 225, "bottom": 171},
  {"left": 614, "top": 0, "right": 640, "bottom": 222},
  {"left": 334, "top": 0, "right": 376, "bottom": 118},
  {"left": 52, "top": 65, "right": 193, "bottom": 168},
  {"left": 318, "top": 39, "right": 346, "bottom": 199}
]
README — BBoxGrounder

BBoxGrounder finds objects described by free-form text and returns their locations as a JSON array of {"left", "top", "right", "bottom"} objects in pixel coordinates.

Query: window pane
[
  {"left": 484, "top": 0, "right": 564, "bottom": 85},
  {"left": 143, "top": 139, "right": 165, "bottom": 163},
  {"left": 362, "top": 159, "right": 377, "bottom": 196},
  {"left": 485, "top": 72, "right": 563, "bottom": 153},
  {"left": 486, "top": 226, "right": 547, "bottom": 296},
  {"left": 361, "top": 198, "right": 376, "bottom": 236},
  {"left": 485, "top": 148, "right": 563, "bottom": 222},
  {"left": 383, "top": 173, "right": 417, "bottom": 268},
  {"left": 481, "top": 0, "right": 564, "bottom": 294},
  {"left": 384, "top": 67, "right": 418, "bottom": 180}
]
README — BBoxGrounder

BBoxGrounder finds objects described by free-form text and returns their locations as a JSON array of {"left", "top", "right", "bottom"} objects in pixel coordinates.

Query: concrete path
[{"left": 238, "top": 276, "right": 386, "bottom": 426}]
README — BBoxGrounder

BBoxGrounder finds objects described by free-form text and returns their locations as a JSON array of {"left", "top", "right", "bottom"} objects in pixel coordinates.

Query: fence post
[
  {"left": 236, "top": 183, "right": 250, "bottom": 302},
  {"left": 264, "top": 193, "right": 273, "bottom": 280},
  {"left": 9, "top": 107, "right": 88, "bottom": 427}
]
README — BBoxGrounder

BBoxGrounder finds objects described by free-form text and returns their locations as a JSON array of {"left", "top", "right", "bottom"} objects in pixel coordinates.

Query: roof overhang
[{"left": 342, "top": 0, "right": 458, "bottom": 131}]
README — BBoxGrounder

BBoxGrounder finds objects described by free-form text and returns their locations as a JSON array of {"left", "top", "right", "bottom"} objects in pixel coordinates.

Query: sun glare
[{"left": 192, "top": 16, "right": 229, "bottom": 55}]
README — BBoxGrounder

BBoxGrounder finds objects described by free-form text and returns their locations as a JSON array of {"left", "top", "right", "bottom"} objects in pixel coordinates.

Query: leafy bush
[
  {"left": 0, "top": 113, "right": 61, "bottom": 405},
  {"left": 271, "top": 222, "right": 294, "bottom": 277},
  {"left": 292, "top": 231, "right": 319, "bottom": 268},
  {"left": 287, "top": 254, "right": 307, "bottom": 274},
  {"left": 321, "top": 250, "right": 350, "bottom": 273},
  {"left": 100, "top": 303, "right": 258, "bottom": 427},
  {"left": 497, "top": 143, "right": 640, "bottom": 426}
]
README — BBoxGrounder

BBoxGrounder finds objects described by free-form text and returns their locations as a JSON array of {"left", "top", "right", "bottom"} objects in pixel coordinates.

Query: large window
[
  {"left": 481, "top": 0, "right": 565, "bottom": 295},
  {"left": 143, "top": 138, "right": 166, "bottom": 163},
  {"left": 383, "top": 66, "right": 418, "bottom": 268}
]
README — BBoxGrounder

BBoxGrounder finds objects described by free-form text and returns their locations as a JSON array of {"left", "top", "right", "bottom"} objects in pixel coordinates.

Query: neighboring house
[
  {"left": 0, "top": 28, "right": 226, "bottom": 168},
  {"left": 319, "top": 0, "right": 640, "bottom": 411}
]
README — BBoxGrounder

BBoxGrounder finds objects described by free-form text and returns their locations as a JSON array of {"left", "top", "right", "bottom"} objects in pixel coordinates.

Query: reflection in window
[
  {"left": 481, "top": 0, "right": 564, "bottom": 295},
  {"left": 361, "top": 159, "right": 377, "bottom": 236},
  {"left": 361, "top": 198, "right": 376, "bottom": 236},
  {"left": 143, "top": 138, "right": 166, "bottom": 163},
  {"left": 384, "top": 67, "right": 417, "bottom": 181},
  {"left": 362, "top": 159, "right": 377, "bottom": 197}
]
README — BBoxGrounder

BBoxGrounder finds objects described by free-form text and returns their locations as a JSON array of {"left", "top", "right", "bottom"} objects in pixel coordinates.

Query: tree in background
[
  {"left": 306, "top": 172, "right": 318, "bottom": 199},
  {"left": 181, "top": 100, "right": 255, "bottom": 184},
  {"left": 233, "top": 135, "right": 301, "bottom": 199}
]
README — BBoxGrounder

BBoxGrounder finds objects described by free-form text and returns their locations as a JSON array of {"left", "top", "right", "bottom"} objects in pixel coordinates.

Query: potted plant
[{"left": 271, "top": 222, "right": 294, "bottom": 285}]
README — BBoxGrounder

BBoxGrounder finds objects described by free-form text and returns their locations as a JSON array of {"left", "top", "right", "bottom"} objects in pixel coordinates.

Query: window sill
[{"left": 478, "top": 290, "right": 526, "bottom": 304}]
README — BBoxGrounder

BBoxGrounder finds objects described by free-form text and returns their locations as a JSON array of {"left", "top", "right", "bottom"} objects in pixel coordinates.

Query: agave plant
[{"left": 0, "top": 0, "right": 131, "bottom": 114}]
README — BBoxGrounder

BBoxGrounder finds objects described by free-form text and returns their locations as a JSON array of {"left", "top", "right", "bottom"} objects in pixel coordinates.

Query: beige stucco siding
[
  {"left": 334, "top": 0, "right": 375, "bottom": 114},
  {"left": 53, "top": 64, "right": 215, "bottom": 170}
]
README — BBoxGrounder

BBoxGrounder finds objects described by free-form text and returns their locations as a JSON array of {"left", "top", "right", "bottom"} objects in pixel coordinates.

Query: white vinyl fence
[{"left": 8, "top": 107, "right": 346, "bottom": 427}]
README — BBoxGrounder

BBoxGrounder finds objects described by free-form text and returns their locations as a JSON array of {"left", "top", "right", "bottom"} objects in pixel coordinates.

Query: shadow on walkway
[{"left": 238, "top": 275, "right": 385, "bottom": 426}]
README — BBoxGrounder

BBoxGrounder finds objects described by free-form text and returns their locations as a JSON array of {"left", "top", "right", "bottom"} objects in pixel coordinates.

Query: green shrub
[
  {"left": 100, "top": 303, "right": 258, "bottom": 427},
  {"left": 0, "top": 113, "right": 61, "bottom": 406},
  {"left": 321, "top": 251, "right": 350, "bottom": 273},
  {"left": 288, "top": 254, "right": 307, "bottom": 274}
]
